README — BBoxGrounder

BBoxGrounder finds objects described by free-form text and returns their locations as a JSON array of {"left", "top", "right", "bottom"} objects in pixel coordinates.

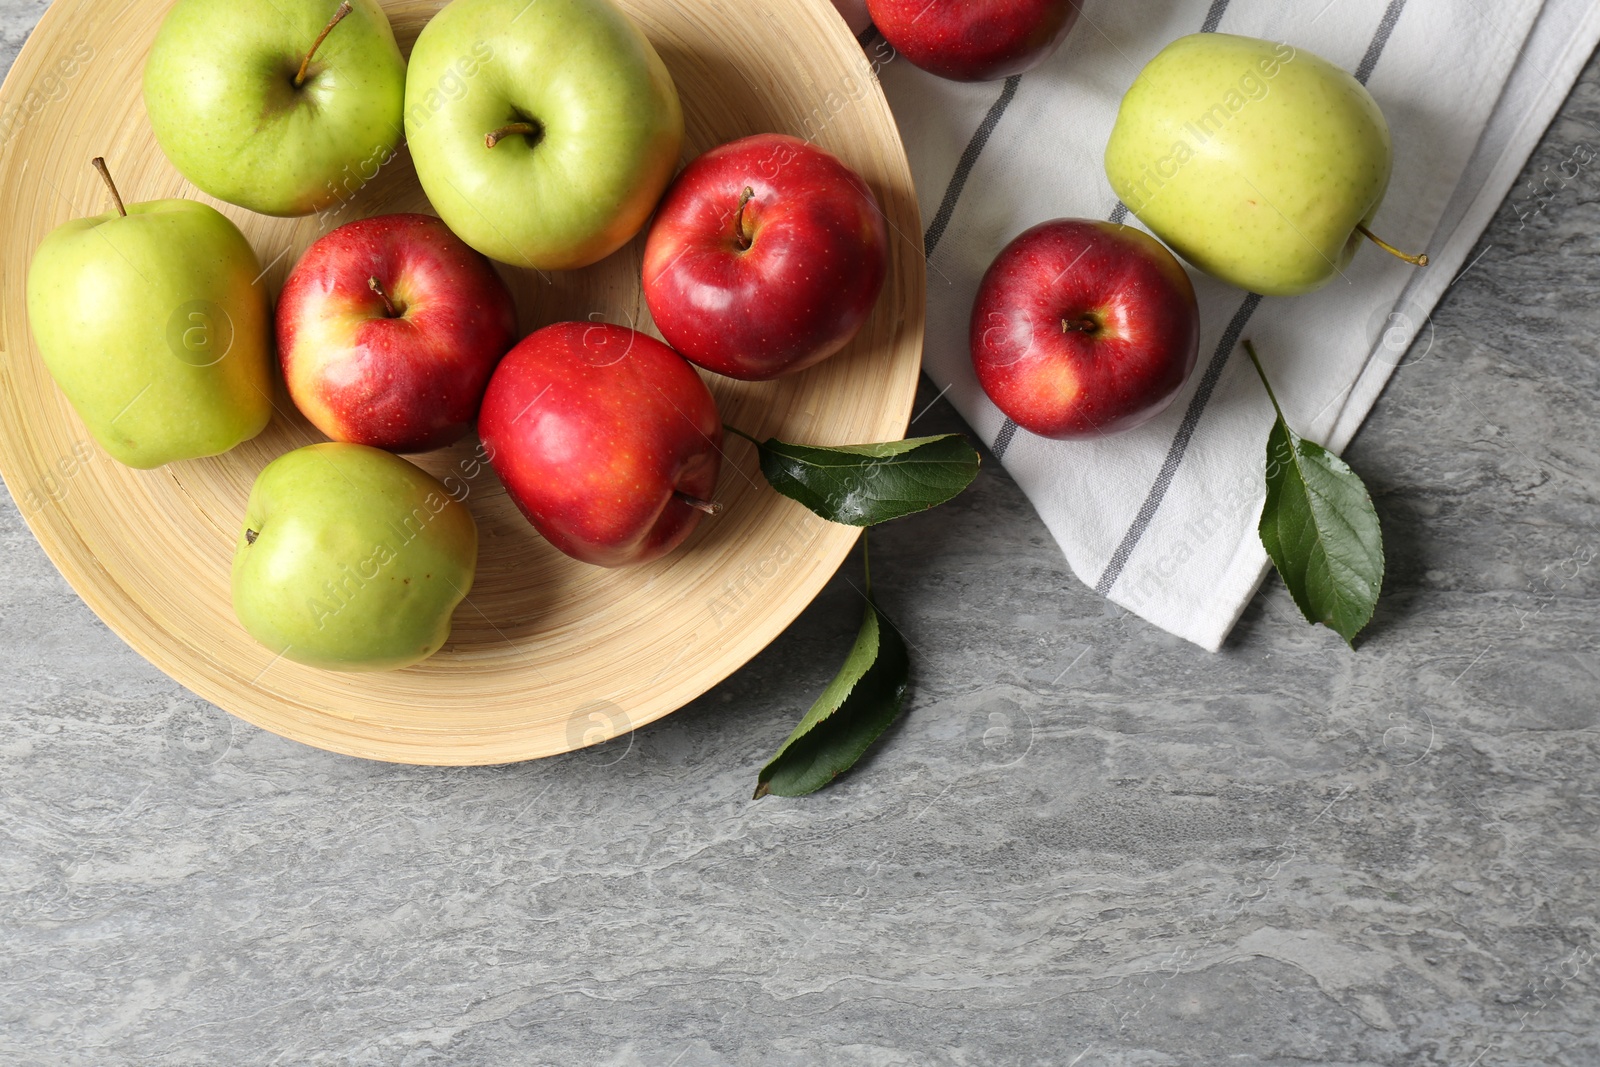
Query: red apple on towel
[
  {"left": 970, "top": 219, "right": 1200, "bottom": 439},
  {"left": 866, "top": 0, "right": 1079, "bottom": 81},
  {"left": 277, "top": 212, "right": 519, "bottom": 453},
  {"left": 642, "top": 133, "right": 888, "bottom": 381},
  {"left": 478, "top": 322, "right": 724, "bottom": 567}
]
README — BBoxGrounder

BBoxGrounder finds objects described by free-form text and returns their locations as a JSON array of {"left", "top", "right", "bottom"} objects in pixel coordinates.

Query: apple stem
[
  {"left": 1356, "top": 224, "right": 1429, "bottom": 267},
  {"left": 485, "top": 122, "right": 541, "bottom": 149},
  {"left": 676, "top": 492, "right": 723, "bottom": 516},
  {"left": 733, "top": 187, "right": 755, "bottom": 250},
  {"left": 368, "top": 276, "right": 400, "bottom": 317},
  {"left": 90, "top": 157, "right": 126, "bottom": 217},
  {"left": 1061, "top": 315, "right": 1099, "bottom": 335},
  {"left": 245, "top": 529, "right": 259, "bottom": 545},
  {"left": 294, "top": 1, "right": 353, "bottom": 89}
]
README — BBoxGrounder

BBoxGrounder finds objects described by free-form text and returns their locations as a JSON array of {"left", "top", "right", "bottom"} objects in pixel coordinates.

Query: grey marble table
[{"left": 4, "top": 3, "right": 1599, "bottom": 1064}]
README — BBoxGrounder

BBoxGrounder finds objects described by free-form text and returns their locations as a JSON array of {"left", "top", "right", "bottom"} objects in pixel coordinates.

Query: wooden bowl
[{"left": 0, "top": 0, "right": 923, "bottom": 764}]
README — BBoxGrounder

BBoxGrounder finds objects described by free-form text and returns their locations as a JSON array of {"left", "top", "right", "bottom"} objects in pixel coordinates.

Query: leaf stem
[
  {"left": 295, "top": 1, "right": 352, "bottom": 89},
  {"left": 862, "top": 529, "right": 872, "bottom": 597},
  {"left": 1242, "top": 340, "right": 1286, "bottom": 423},
  {"left": 722, "top": 423, "right": 760, "bottom": 445}
]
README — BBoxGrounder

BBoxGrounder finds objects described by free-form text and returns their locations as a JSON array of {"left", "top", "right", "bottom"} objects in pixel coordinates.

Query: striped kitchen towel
[{"left": 869, "top": 0, "right": 1600, "bottom": 650}]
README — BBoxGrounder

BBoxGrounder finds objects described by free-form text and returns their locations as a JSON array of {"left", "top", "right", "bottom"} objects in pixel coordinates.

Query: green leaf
[
  {"left": 754, "top": 579, "right": 910, "bottom": 798},
  {"left": 735, "top": 430, "right": 980, "bottom": 526},
  {"left": 1246, "top": 342, "right": 1385, "bottom": 646}
]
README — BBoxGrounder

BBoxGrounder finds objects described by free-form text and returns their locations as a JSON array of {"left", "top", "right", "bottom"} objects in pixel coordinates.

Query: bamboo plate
[{"left": 0, "top": 0, "right": 923, "bottom": 764}]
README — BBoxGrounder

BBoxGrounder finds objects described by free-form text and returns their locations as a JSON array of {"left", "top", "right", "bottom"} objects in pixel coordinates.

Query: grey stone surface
[{"left": 4, "top": 5, "right": 1600, "bottom": 1065}]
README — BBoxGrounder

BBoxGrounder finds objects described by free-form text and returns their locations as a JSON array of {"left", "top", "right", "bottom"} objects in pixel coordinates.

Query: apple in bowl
[
  {"left": 276, "top": 213, "right": 519, "bottom": 454},
  {"left": 403, "top": 0, "right": 683, "bottom": 270},
  {"left": 144, "top": 0, "right": 407, "bottom": 217},
  {"left": 642, "top": 133, "right": 889, "bottom": 381},
  {"left": 25, "top": 160, "right": 274, "bottom": 469},
  {"left": 478, "top": 323, "right": 723, "bottom": 567},
  {"left": 970, "top": 219, "right": 1199, "bottom": 439},
  {"left": 231, "top": 443, "right": 479, "bottom": 672}
]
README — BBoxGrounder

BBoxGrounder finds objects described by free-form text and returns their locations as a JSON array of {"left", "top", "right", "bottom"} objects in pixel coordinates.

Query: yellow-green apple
[
  {"left": 404, "top": 0, "right": 683, "bottom": 270},
  {"left": 143, "top": 0, "right": 406, "bottom": 217},
  {"left": 866, "top": 0, "right": 1079, "bottom": 81},
  {"left": 277, "top": 213, "right": 519, "bottom": 453},
  {"left": 642, "top": 134, "right": 888, "bottom": 381},
  {"left": 1104, "top": 34, "right": 1428, "bottom": 297},
  {"left": 970, "top": 219, "right": 1199, "bottom": 439},
  {"left": 25, "top": 159, "right": 273, "bottom": 469},
  {"left": 231, "top": 442, "right": 478, "bottom": 671},
  {"left": 478, "top": 323, "right": 722, "bottom": 566}
]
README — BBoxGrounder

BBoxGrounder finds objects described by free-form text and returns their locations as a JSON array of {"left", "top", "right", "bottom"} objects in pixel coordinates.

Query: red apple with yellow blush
[
  {"left": 970, "top": 219, "right": 1199, "bottom": 439},
  {"left": 277, "top": 212, "right": 518, "bottom": 454}
]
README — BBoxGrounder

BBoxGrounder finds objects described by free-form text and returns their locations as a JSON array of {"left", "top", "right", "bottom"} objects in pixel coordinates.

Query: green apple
[
  {"left": 143, "top": 0, "right": 406, "bottom": 218},
  {"left": 404, "top": 0, "right": 683, "bottom": 270},
  {"left": 231, "top": 443, "right": 479, "bottom": 672},
  {"left": 1104, "top": 34, "right": 1426, "bottom": 297},
  {"left": 25, "top": 159, "right": 273, "bottom": 469}
]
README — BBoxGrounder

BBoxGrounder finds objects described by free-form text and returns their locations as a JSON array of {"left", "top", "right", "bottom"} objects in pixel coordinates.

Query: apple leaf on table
[
  {"left": 726, "top": 429, "right": 981, "bottom": 526},
  {"left": 1245, "top": 341, "right": 1385, "bottom": 646},
  {"left": 755, "top": 543, "right": 910, "bottom": 798},
  {"left": 732, "top": 427, "right": 977, "bottom": 797}
]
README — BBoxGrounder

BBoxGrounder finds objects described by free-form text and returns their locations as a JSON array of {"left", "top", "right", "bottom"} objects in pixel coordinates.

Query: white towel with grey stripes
[{"left": 871, "top": 0, "right": 1600, "bottom": 650}]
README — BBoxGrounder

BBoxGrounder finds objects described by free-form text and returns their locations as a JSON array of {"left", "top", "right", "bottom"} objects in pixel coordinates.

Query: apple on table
[
  {"left": 277, "top": 213, "right": 520, "bottom": 454},
  {"left": 404, "top": 0, "right": 683, "bottom": 270},
  {"left": 144, "top": 0, "right": 406, "bottom": 217},
  {"left": 478, "top": 322, "right": 724, "bottom": 567},
  {"left": 232, "top": 443, "right": 479, "bottom": 672},
  {"left": 1105, "top": 34, "right": 1428, "bottom": 296},
  {"left": 970, "top": 219, "right": 1200, "bottom": 439},
  {"left": 642, "top": 133, "right": 889, "bottom": 381},
  {"left": 25, "top": 159, "right": 274, "bottom": 469}
]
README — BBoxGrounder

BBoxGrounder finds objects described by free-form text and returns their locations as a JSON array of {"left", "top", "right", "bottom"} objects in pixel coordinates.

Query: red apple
[
  {"left": 867, "top": 0, "right": 1079, "bottom": 82},
  {"left": 277, "top": 213, "right": 518, "bottom": 454},
  {"left": 970, "top": 219, "right": 1199, "bottom": 439},
  {"left": 642, "top": 133, "right": 888, "bottom": 381},
  {"left": 478, "top": 322, "right": 724, "bottom": 567}
]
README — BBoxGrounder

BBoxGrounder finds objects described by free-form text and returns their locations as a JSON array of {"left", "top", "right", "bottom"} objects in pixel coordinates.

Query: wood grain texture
[{"left": 0, "top": 0, "right": 924, "bottom": 764}]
